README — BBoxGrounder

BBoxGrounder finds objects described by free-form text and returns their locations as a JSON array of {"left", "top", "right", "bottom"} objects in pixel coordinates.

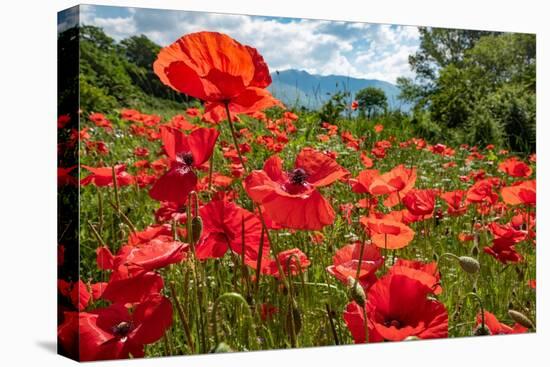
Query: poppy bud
[
  {"left": 458, "top": 256, "right": 480, "bottom": 274},
  {"left": 191, "top": 216, "right": 203, "bottom": 244},
  {"left": 347, "top": 277, "right": 366, "bottom": 308},
  {"left": 210, "top": 342, "right": 234, "bottom": 353},
  {"left": 508, "top": 310, "right": 535, "bottom": 329}
]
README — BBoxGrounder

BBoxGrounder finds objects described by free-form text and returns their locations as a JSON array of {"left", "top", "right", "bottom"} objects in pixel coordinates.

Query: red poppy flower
[
  {"left": 476, "top": 311, "right": 528, "bottom": 335},
  {"left": 98, "top": 238, "right": 188, "bottom": 276},
  {"left": 466, "top": 178, "right": 499, "bottom": 205},
  {"left": 351, "top": 100, "right": 359, "bottom": 110},
  {"left": 81, "top": 164, "right": 134, "bottom": 187},
  {"left": 483, "top": 222, "right": 526, "bottom": 264},
  {"left": 440, "top": 190, "right": 468, "bottom": 216},
  {"left": 154, "top": 31, "right": 281, "bottom": 120},
  {"left": 402, "top": 189, "right": 437, "bottom": 217},
  {"left": 149, "top": 126, "right": 219, "bottom": 205},
  {"left": 498, "top": 157, "right": 533, "bottom": 178},
  {"left": 89, "top": 112, "right": 113, "bottom": 130},
  {"left": 195, "top": 199, "right": 269, "bottom": 263},
  {"left": 374, "top": 124, "right": 384, "bottom": 133},
  {"left": 369, "top": 164, "right": 417, "bottom": 207},
  {"left": 244, "top": 148, "right": 348, "bottom": 230},
  {"left": 101, "top": 270, "right": 164, "bottom": 305},
  {"left": 326, "top": 241, "right": 383, "bottom": 290},
  {"left": 501, "top": 180, "right": 536, "bottom": 206},
  {"left": 58, "top": 294, "right": 173, "bottom": 361},
  {"left": 360, "top": 216, "right": 415, "bottom": 250},
  {"left": 367, "top": 272, "right": 448, "bottom": 341}
]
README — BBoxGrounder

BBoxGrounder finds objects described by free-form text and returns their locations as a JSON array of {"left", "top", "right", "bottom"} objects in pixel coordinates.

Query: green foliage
[
  {"left": 355, "top": 87, "right": 388, "bottom": 119},
  {"left": 78, "top": 26, "right": 191, "bottom": 114},
  {"left": 400, "top": 29, "right": 536, "bottom": 153},
  {"left": 318, "top": 91, "right": 349, "bottom": 123}
]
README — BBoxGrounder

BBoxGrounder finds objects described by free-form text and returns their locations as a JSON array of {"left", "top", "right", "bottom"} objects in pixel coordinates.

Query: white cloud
[{"left": 80, "top": 6, "right": 419, "bottom": 83}]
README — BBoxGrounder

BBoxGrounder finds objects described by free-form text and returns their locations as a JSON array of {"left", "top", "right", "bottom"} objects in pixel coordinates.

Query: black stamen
[{"left": 289, "top": 168, "right": 308, "bottom": 185}]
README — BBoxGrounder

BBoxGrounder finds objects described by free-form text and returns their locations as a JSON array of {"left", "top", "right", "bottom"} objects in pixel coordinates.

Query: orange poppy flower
[
  {"left": 369, "top": 164, "right": 417, "bottom": 207},
  {"left": 154, "top": 31, "right": 282, "bottom": 122},
  {"left": 501, "top": 180, "right": 536, "bottom": 206},
  {"left": 360, "top": 216, "right": 415, "bottom": 249}
]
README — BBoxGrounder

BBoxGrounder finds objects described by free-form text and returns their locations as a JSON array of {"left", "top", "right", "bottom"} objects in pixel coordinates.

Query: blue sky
[{"left": 59, "top": 4, "right": 421, "bottom": 83}]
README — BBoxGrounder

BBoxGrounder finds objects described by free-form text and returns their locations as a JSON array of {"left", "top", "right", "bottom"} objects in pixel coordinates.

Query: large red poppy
[
  {"left": 154, "top": 31, "right": 281, "bottom": 120},
  {"left": 366, "top": 272, "right": 448, "bottom": 341},
  {"left": 360, "top": 216, "right": 415, "bottom": 250},
  {"left": 326, "top": 241, "right": 383, "bottom": 290},
  {"left": 244, "top": 148, "right": 348, "bottom": 230},
  {"left": 368, "top": 165, "right": 417, "bottom": 207},
  {"left": 149, "top": 126, "right": 219, "bottom": 205},
  {"left": 195, "top": 198, "right": 269, "bottom": 263},
  {"left": 58, "top": 294, "right": 173, "bottom": 361}
]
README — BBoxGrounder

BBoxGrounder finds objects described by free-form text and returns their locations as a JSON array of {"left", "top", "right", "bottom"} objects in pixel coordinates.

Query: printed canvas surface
[{"left": 57, "top": 4, "right": 536, "bottom": 361}]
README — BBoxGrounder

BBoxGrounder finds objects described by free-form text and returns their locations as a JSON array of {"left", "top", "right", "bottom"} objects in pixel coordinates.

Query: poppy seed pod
[
  {"left": 347, "top": 277, "right": 366, "bottom": 307},
  {"left": 191, "top": 216, "right": 203, "bottom": 244},
  {"left": 508, "top": 310, "right": 535, "bottom": 329},
  {"left": 458, "top": 256, "right": 480, "bottom": 274}
]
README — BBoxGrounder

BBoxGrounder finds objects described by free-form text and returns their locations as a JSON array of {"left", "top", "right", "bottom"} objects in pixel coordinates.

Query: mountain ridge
[{"left": 268, "top": 69, "right": 410, "bottom": 111}]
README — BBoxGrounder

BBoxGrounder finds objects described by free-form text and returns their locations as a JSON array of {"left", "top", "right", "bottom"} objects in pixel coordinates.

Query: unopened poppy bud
[
  {"left": 458, "top": 256, "right": 480, "bottom": 274},
  {"left": 347, "top": 277, "right": 366, "bottom": 307},
  {"left": 508, "top": 310, "right": 535, "bottom": 329},
  {"left": 191, "top": 216, "right": 203, "bottom": 244},
  {"left": 211, "top": 342, "right": 234, "bottom": 353}
]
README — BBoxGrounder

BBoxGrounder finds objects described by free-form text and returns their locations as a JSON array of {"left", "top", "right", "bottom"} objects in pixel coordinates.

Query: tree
[{"left": 355, "top": 87, "right": 388, "bottom": 119}]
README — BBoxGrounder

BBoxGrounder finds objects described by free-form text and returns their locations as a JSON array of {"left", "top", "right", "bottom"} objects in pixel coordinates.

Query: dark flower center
[
  {"left": 384, "top": 319, "right": 402, "bottom": 329},
  {"left": 112, "top": 321, "right": 132, "bottom": 337},
  {"left": 289, "top": 168, "right": 308, "bottom": 185},
  {"left": 177, "top": 152, "right": 194, "bottom": 166}
]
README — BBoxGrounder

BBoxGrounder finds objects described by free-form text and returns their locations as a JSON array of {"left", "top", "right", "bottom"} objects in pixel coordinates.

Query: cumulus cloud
[{"left": 79, "top": 5, "right": 419, "bottom": 83}]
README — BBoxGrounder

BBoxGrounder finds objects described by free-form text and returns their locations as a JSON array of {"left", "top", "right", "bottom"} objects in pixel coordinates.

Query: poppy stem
[
  {"left": 463, "top": 292, "right": 486, "bottom": 332},
  {"left": 224, "top": 102, "right": 248, "bottom": 174},
  {"left": 169, "top": 282, "right": 195, "bottom": 354},
  {"left": 325, "top": 303, "right": 340, "bottom": 345}
]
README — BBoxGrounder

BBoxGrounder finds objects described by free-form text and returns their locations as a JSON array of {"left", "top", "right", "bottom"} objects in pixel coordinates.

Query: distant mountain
[{"left": 268, "top": 69, "right": 410, "bottom": 112}]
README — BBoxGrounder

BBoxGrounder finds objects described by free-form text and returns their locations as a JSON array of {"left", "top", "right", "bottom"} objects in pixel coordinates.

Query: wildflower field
[{"left": 57, "top": 29, "right": 536, "bottom": 361}]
